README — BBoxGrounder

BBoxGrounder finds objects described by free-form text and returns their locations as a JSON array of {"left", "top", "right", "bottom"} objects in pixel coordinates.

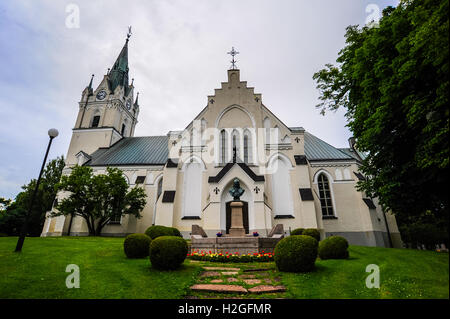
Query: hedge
[
  {"left": 318, "top": 236, "right": 349, "bottom": 259},
  {"left": 149, "top": 236, "right": 188, "bottom": 270},
  {"left": 274, "top": 235, "right": 318, "bottom": 272},
  {"left": 123, "top": 233, "right": 152, "bottom": 258}
]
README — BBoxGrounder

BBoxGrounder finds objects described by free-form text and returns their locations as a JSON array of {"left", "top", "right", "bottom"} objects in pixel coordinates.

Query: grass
[
  {"left": 0, "top": 236, "right": 200, "bottom": 299},
  {"left": 0, "top": 236, "right": 448, "bottom": 299},
  {"left": 281, "top": 245, "right": 449, "bottom": 299}
]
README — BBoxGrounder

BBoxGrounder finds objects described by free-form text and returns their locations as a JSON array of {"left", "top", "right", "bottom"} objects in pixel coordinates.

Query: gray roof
[
  {"left": 84, "top": 131, "right": 357, "bottom": 167},
  {"left": 338, "top": 147, "right": 367, "bottom": 161},
  {"left": 304, "top": 132, "right": 353, "bottom": 161},
  {"left": 86, "top": 136, "right": 169, "bottom": 166}
]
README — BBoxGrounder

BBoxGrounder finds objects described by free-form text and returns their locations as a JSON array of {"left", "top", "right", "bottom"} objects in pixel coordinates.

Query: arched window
[
  {"left": 231, "top": 129, "right": 240, "bottom": 160},
  {"left": 343, "top": 168, "right": 351, "bottom": 180},
  {"left": 183, "top": 162, "right": 202, "bottom": 218},
  {"left": 121, "top": 123, "right": 126, "bottom": 136},
  {"left": 318, "top": 173, "right": 334, "bottom": 217},
  {"left": 243, "top": 129, "right": 252, "bottom": 164},
  {"left": 335, "top": 169, "right": 343, "bottom": 180},
  {"left": 263, "top": 117, "right": 271, "bottom": 143},
  {"left": 157, "top": 177, "right": 163, "bottom": 200},
  {"left": 271, "top": 156, "right": 294, "bottom": 217},
  {"left": 92, "top": 115, "right": 100, "bottom": 128},
  {"left": 201, "top": 119, "right": 207, "bottom": 145},
  {"left": 219, "top": 129, "right": 227, "bottom": 164}
]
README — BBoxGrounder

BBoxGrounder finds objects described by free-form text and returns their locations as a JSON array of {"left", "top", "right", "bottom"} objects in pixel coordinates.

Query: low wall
[{"left": 190, "top": 236, "right": 282, "bottom": 255}]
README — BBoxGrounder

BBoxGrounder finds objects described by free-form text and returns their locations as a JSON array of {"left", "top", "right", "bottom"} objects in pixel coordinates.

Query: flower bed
[{"left": 187, "top": 251, "right": 274, "bottom": 263}]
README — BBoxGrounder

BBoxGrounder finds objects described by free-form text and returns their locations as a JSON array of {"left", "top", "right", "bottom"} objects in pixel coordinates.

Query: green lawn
[{"left": 0, "top": 236, "right": 448, "bottom": 299}]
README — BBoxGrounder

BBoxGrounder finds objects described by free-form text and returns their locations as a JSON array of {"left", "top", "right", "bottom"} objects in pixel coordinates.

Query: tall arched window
[
  {"left": 157, "top": 178, "right": 163, "bottom": 200},
  {"left": 219, "top": 129, "right": 227, "bottom": 164},
  {"left": 183, "top": 162, "right": 202, "bottom": 218},
  {"left": 271, "top": 156, "right": 294, "bottom": 217},
  {"left": 243, "top": 129, "right": 252, "bottom": 164},
  {"left": 231, "top": 129, "right": 240, "bottom": 160},
  {"left": 263, "top": 117, "right": 271, "bottom": 143},
  {"left": 318, "top": 173, "right": 334, "bottom": 217},
  {"left": 201, "top": 119, "right": 207, "bottom": 145}
]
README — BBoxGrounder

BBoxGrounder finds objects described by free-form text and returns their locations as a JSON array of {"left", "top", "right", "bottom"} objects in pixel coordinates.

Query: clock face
[
  {"left": 126, "top": 100, "right": 132, "bottom": 110},
  {"left": 96, "top": 90, "right": 107, "bottom": 100}
]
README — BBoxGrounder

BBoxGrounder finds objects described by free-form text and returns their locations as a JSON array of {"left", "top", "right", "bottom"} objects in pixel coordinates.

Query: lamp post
[{"left": 15, "top": 128, "right": 59, "bottom": 252}]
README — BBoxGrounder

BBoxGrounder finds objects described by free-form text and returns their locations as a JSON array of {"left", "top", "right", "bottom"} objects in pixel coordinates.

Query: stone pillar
[{"left": 229, "top": 201, "right": 245, "bottom": 237}]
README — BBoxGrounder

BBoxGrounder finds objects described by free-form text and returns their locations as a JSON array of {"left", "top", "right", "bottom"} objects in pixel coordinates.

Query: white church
[{"left": 41, "top": 36, "right": 402, "bottom": 248}]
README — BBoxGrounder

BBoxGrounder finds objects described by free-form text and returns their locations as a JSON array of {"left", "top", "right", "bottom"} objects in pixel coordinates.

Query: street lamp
[{"left": 15, "top": 128, "right": 59, "bottom": 252}]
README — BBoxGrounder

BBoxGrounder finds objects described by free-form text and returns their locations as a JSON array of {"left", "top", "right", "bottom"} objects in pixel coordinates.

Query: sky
[{"left": 0, "top": 0, "right": 398, "bottom": 200}]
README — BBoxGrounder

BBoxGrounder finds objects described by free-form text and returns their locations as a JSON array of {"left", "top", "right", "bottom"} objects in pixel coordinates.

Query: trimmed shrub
[
  {"left": 170, "top": 227, "right": 182, "bottom": 237},
  {"left": 123, "top": 233, "right": 152, "bottom": 258},
  {"left": 149, "top": 236, "right": 188, "bottom": 270},
  {"left": 303, "top": 228, "right": 321, "bottom": 242},
  {"left": 145, "top": 225, "right": 182, "bottom": 239},
  {"left": 318, "top": 236, "right": 349, "bottom": 260},
  {"left": 274, "top": 235, "right": 318, "bottom": 272},
  {"left": 290, "top": 228, "right": 304, "bottom": 236}
]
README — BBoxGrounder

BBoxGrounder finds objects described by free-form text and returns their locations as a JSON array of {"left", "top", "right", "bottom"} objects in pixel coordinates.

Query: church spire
[
  {"left": 108, "top": 27, "right": 132, "bottom": 93},
  {"left": 134, "top": 92, "right": 139, "bottom": 107},
  {"left": 87, "top": 74, "right": 94, "bottom": 91}
]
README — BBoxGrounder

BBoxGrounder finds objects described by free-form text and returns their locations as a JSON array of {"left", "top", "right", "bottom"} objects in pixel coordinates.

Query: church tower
[{"left": 66, "top": 31, "right": 139, "bottom": 167}]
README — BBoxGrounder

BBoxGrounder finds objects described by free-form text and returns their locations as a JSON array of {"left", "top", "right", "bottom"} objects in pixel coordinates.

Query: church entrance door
[{"left": 225, "top": 201, "right": 249, "bottom": 234}]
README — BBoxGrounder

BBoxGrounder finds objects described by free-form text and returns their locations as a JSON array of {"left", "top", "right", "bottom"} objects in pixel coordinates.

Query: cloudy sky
[{"left": 0, "top": 0, "right": 397, "bottom": 199}]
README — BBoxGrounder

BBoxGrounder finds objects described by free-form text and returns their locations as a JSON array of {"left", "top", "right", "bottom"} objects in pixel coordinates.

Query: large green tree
[
  {"left": 313, "top": 0, "right": 448, "bottom": 233},
  {"left": 54, "top": 166, "right": 147, "bottom": 235},
  {"left": 0, "top": 156, "right": 65, "bottom": 236}
]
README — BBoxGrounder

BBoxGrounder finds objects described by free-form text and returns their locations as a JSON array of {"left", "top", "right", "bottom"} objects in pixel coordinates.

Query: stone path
[{"left": 188, "top": 265, "right": 287, "bottom": 298}]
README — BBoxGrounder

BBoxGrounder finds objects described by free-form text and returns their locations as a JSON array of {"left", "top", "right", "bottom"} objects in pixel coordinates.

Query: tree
[
  {"left": 0, "top": 156, "right": 65, "bottom": 236},
  {"left": 312, "top": 0, "right": 449, "bottom": 233},
  {"left": 54, "top": 166, "right": 147, "bottom": 236}
]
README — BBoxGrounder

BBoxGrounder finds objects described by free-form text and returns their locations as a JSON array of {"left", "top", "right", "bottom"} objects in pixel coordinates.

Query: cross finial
[
  {"left": 227, "top": 46, "right": 239, "bottom": 70},
  {"left": 126, "top": 26, "right": 132, "bottom": 42}
]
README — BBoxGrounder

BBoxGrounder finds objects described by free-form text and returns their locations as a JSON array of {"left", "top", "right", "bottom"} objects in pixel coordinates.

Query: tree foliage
[
  {"left": 0, "top": 156, "right": 65, "bottom": 236},
  {"left": 313, "top": 0, "right": 449, "bottom": 229},
  {"left": 54, "top": 166, "right": 147, "bottom": 236}
]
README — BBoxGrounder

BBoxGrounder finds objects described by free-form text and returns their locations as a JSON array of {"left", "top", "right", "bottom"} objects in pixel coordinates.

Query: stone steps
[{"left": 188, "top": 265, "right": 287, "bottom": 297}]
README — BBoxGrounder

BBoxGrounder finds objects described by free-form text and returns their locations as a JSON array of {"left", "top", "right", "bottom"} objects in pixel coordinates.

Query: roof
[
  {"left": 304, "top": 132, "right": 353, "bottom": 161},
  {"left": 85, "top": 136, "right": 169, "bottom": 166},
  {"left": 84, "top": 131, "right": 359, "bottom": 167}
]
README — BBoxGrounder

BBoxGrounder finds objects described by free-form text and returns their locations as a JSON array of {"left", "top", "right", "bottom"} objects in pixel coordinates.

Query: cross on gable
[
  {"left": 227, "top": 47, "right": 239, "bottom": 70},
  {"left": 209, "top": 98, "right": 215, "bottom": 104},
  {"left": 213, "top": 187, "right": 220, "bottom": 195},
  {"left": 253, "top": 186, "right": 260, "bottom": 194},
  {"left": 172, "top": 140, "right": 177, "bottom": 146},
  {"left": 295, "top": 137, "right": 300, "bottom": 143}
]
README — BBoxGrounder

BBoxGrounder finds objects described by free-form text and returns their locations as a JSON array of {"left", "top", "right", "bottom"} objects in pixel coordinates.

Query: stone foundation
[{"left": 191, "top": 236, "right": 282, "bottom": 255}]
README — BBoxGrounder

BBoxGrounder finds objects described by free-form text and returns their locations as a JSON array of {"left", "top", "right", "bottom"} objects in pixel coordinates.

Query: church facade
[{"left": 41, "top": 37, "right": 402, "bottom": 248}]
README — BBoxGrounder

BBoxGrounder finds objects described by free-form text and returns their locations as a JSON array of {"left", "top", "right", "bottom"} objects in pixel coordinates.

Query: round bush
[
  {"left": 291, "top": 228, "right": 304, "bottom": 236},
  {"left": 145, "top": 225, "right": 181, "bottom": 239},
  {"left": 318, "top": 236, "right": 349, "bottom": 260},
  {"left": 170, "top": 227, "right": 182, "bottom": 237},
  {"left": 302, "top": 228, "right": 321, "bottom": 242},
  {"left": 274, "top": 235, "right": 318, "bottom": 272},
  {"left": 149, "top": 236, "right": 188, "bottom": 270},
  {"left": 123, "top": 233, "right": 152, "bottom": 258}
]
